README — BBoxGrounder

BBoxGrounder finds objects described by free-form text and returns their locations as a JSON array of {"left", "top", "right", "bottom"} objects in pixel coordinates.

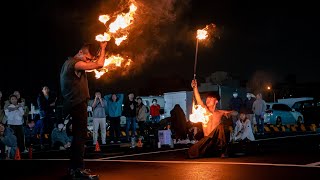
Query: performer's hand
[
  {"left": 99, "top": 41, "right": 108, "bottom": 49},
  {"left": 191, "top": 79, "right": 197, "bottom": 88}
]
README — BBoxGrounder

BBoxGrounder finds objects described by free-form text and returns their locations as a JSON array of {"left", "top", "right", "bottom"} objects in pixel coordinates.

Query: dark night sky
[{"left": 2, "top": 0, "right": 320, "bottom": 101}]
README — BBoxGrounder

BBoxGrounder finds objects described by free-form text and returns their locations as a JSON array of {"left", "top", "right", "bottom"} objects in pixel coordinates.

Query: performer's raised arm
[{"left": 191, "top": 79, "right": 205, "bottom": 108}]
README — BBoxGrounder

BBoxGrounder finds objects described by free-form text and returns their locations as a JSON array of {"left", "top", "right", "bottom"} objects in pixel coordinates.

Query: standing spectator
[
  {"left": 0, "top": 91, "right": 6, "bottom": 124},
  {"left": 60, "top": 41, "right": 107, "bottom": 178},
  {"left": 105, "top": 93, "right": 123, "bottom": 144},
  {"left": 67, "top": 123, "right": 73, "bottom": 142},
  {"left": 229, "top": 91, "right": 243, "bottom": 127},
  {"left": 37, "top": 86, "right": 57, "bottom": 149},
  {"left": 4, "top": 91, "right": 28, "bottom": 124},
  {"left": 24, "top": 119, "right": 38, "bottom": 150},
  {"left": 4, "top": 94, "right": 25, "bottom": 152},
  {"left": 136, "top": 97, "right": 147, "bottom": 138},
  {"left": 229, "top": 91, "right": 243, "bottom": 112},
  {"left": 13, "top": 91, "right": 29, "bottom": 124},
  {"left": 123, "top": 92, "right": 137, "bottom": 142},
  {"left": 90, "top": 90, "right": 107, "bottom": 145},
  {"left": 243, "top": 93, "right": 256, "bottom": 133},
  {"left": 150, "top": 99, "right": 161, "bottom": 123},
  {"left": 252, "top": 93, "right": 267, "bottom": 135},
  {"left": 0, "top": 122, "right": 17, "bottom": 159}
]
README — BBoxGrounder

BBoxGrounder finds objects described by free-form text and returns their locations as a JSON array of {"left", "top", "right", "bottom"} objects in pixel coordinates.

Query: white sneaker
[{"left": 110, "top": 141, "right": 114, "bottom": 144}]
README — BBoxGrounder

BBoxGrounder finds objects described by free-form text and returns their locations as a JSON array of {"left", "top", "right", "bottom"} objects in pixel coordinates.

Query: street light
[{"left": 267, "top": 86, "right": 276, "bottom": 102}]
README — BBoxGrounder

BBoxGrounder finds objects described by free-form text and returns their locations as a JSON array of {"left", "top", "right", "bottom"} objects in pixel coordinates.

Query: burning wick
[
  {"left": 98, "top": 15, "right": 110, "bottom": 24},
  {"left": 196, "top": 29, "right": 208, "bottom": 40},
  {"left": 194, "top": 25, "right": 211, "bottom": 79}
]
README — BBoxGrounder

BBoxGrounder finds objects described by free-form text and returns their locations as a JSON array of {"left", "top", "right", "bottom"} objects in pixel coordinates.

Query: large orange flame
[
  {"left": 88, "top": 55, "right": 132, "bottom": 79},
  {"left": 189, "top": 103, "right": 211, "bottom": 127},
  {"left": 109, "top": 4, "right": 136, "bottom": 33},
  {"left": 93, "top": 2, "right": 137, "bottom": 79}
]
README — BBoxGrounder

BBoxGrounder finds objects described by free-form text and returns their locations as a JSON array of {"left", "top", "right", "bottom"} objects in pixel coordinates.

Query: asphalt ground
[{"left": 1, "top": 132, "right": 320, "bottom": 180}]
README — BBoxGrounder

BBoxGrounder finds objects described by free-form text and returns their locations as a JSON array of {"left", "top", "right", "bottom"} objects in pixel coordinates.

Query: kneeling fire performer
[{"left": 188, "top": 79, "right": 235, "bottom": 158}]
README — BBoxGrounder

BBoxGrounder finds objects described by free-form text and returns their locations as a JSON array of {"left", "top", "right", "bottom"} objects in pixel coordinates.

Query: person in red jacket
[{"left": 150, "top": 99, "right": 160, "bottom": 123}]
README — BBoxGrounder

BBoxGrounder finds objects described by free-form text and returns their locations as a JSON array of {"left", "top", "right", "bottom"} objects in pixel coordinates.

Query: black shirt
[{"left": 60, "top": 57, "right": 90, "bottom": 108}]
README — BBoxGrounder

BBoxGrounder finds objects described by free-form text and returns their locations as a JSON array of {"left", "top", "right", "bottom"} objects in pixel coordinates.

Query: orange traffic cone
[
  {"left": 28, "top": 146, "right": 33, "bottom": 159},
  {"left": 137, "top": 138, "right": 143, "bottom": 148},
  {"left": 14, "top": 147, "right": 21, "bottom": 160},
  {"left": 95, "top": 141, "right": 101, "bottom": 152}
]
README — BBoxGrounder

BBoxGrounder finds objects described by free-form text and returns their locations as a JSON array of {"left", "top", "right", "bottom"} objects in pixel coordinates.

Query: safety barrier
[{"left": 259, "top": 123, "right": 319, "bottom": 134}]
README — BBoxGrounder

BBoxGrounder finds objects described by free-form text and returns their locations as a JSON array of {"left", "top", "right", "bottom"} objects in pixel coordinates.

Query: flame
[
  {"left": 196, "top": 29, "right": 208, "bottom": 40},
  {"left": 125, "top": 59, "right": 132, "bottom": 67},
  {"left": 98, "top": 15, "right": 110, "bottom": 24},
  {"left": 88, "top": 55, "right": 131, "bottom": 79},
  {"left": 94, "top": 69, "right": 107, "bottom": 79},
  {"left": 103, "top": 55, "right": 124, "bottom": 67},
  {"left": 95, "top": 32, "right": 111, "bottom": 42},
  {"left": 92, "top": 2, "right": 137, "bottom": 78},
  {"left": 189, "top": 103, "right": 211, "bottom": 127},
  {"left": 115, "top": 35, "right": 128, "bottom": 46},
  {"left": 109, "top": 4, "right": 137, "bottom": 33}
]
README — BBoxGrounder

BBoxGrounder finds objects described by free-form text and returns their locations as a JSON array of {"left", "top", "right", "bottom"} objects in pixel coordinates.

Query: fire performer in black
[
  {"left": 60, "top": 41, "right": 107, "bottom": 179},
  {"left": 188, "top": 79, "right": 234, "bottom": 158}
]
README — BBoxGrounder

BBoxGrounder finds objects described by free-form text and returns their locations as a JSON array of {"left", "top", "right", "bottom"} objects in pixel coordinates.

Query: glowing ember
[
  {"left": 98, "top": 15, "right": 110, "bottom": 24},
  {"left": 196, "top": 29, "right": 208, "bottom": 40},
  {"left": 189, "top": 103, "right": 211, "bottom": 127}
]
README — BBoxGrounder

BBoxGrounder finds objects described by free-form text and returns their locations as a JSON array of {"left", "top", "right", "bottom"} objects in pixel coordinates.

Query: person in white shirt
[
  {"left": 232, "top": 113, "right": 255, "bottom": 141},
  {"left": 4, "top": 94, "right": 26, "bottom": 152}
]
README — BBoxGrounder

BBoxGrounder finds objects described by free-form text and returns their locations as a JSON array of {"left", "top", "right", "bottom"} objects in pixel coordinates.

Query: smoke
[
  {"left": 124, "top": 0, "right": 192, "bottom": 71},
  {"left": 87, "top": 0, "right": 192, "bottom": 80},
  {"left": 246, "top": 70, "right": 276, "bottom": 95}
]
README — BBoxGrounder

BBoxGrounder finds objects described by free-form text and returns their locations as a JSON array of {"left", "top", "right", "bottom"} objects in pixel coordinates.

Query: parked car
[
  {"left": 264, "top": 103, "right": 304, "bottom": 125},
  {"left": 291, "top": 99, "right": 320, "bottom": 125}
]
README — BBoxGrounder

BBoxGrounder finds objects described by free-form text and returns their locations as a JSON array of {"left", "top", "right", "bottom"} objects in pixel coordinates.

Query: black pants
[
  {"left": 0, "top": 141, "right": 6, "bottom": 159},
  {"left": 8, "top": 125, "right": 25, "bottom": 152},
  {"left": 37, "top": 116, "right": 55, "bottom": 144},
  {"left": 138, "top": 121, "right": 146, "bottom": 137},
  {"left": 109, "top": 116, "right": 120, "bottom": 141},
  {"left": 69, "top": 101, "right": 88, "bottom": 170}
]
